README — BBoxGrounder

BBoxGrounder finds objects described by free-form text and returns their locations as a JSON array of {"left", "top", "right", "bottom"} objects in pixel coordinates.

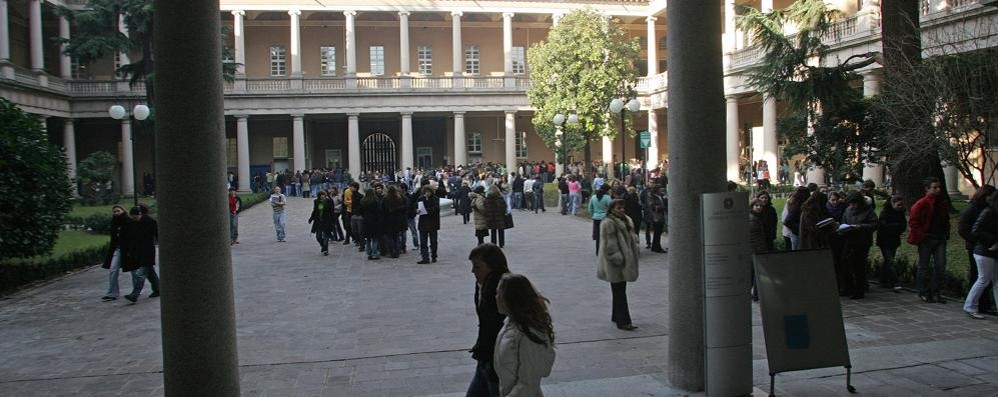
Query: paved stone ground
[{"left": 3, "top": 196, "right": 998, "bottom": 396}]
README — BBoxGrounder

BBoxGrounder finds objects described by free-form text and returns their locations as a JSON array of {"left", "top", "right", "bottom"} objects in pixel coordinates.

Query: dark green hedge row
[
  {"left": 0, "top": 243, "right": 109, "bottom": 295},
  {"left": 64, "top": 213, "right": 114, "bottom": 234}
]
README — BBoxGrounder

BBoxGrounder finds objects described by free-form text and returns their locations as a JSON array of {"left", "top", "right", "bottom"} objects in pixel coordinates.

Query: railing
[
  {"left": 466, "top": 76, "right": 505, "bottom": 89},
  {"left": 635, "top": 72, "right": 668, "bottom": 93},
  {"left": 730, "top": 45, "right": 764, "bottom": 70},
  {"left": 12, "top": 64, "right": 37, "bottom": 85},
  {"left": 820, "top": 16, "right": 858, "bottom": 43},
  {"left": 304, "top": 78, "right": 345, "bottom": 90},
  {"left": 410, "top": 76, "right": 454, "bottom": 89},
  {"left": 357, "top": 77, "right": 399, "bottom": 89},
  {"left": 246, "top": 79, "right": 290, "bottom": 91},
  {"left": 66, "top": 80, "right": 118, "bottom": 94}
]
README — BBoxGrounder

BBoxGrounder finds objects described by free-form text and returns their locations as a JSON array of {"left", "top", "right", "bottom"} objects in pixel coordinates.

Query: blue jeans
[
  {"left": 560, "top": 194, "right": 569, "bottom": 214},
  {"left": 533, "top": 191, "right": 544, "bottom": 212},
  {"left": 512, "top": 192, "right": 523, "bottom": 210},
  {"left": 466, "top": 359, "right": 500, "bottom": 397},
  {"left": 273, "top": 211, "right": 286, "bottom": 241},
  {"left": 879, "top": 246, "right": 898, "bottom": 287},
  {"left": 104, "top": 249, "right": 122, "bottom": 298},
  {"left": 569, "top": 192, "right": 580, "bottom": 215},
  {"left": 229, "top": 213, "right": 238, "bottom": 242},
  {"left": 130, "top": 265, "right": 159, "bottom": 297},
  {"left": 311, "top": 185, "right": 320, "bottom": 197},
  {"left": 965, "top": 255, "right": 998, "bottom": 313},
  {"left": 408, "top": 218, "right": 419, "bottom": 248},
  {"left": 502, "top": 193, "right": 512, "bottom": 212},
  {"left": 916, "top": 238, "right": 948, "bottom": 296},
  {"left": 366, "top": 238, "right": 380, "bottom": 257}
]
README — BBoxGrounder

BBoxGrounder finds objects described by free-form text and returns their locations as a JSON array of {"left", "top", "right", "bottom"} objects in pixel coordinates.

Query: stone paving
[{"left": 2, "top": 196, "right": 998, "bottom": 396}]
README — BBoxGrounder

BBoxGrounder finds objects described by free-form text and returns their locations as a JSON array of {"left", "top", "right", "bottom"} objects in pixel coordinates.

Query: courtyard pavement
[{"left": 2, "top": 196, "right": 998, "bottom": 396}]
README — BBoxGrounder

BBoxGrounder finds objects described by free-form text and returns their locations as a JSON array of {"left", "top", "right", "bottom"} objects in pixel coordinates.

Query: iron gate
[{"left": 361, "top": 132, "right": 397, "bottom": 176}]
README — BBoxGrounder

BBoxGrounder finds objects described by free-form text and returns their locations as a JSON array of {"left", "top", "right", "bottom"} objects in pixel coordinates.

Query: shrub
[
  {"left": 65, "top": 213, "right": 114, "bottom": 234},
  {"left": 238, "top": 192, "right": 270, "bottom": 212},
  {"left": 0, "top": 243, "right": 109, "bottom": 294}
]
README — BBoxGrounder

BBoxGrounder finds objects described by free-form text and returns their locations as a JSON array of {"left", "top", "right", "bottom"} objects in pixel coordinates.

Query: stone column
[
  {"left": 120, "top": 119, "right": 135, "bottom": 196},
  {"left": 552, "top": 13, "right": 563, "bottom": 27},
  {"left": 29, "top": 0, "right": 45, "bottom": 85},
  {"left": 348, "top": 113, "right": 360, "bottom": 177},
  {"left": 726, "top": 95, "right": 741, "bottom": 181},
  {"left": 344, "top": 11, "right": 357, "bottom": 76},
  {"left": 646, "top": 17, "right": 658, "bottom": 76},
  {"left": 762, "top": 94, "right": 778, "bottom": 182},
  {"left": 861, "top": 70, "right": 884, "bottom": 186},
  {"left": 505, "top": 111, "right": 516, "bottom": 169},
  {"left": 724, "top": 0, "right": 736, "bottom": 52},
  {"left": 59, "top": 16, "right": 71, "bottom": 79},
  {"left": 401, "top": 112, "right": 414, "bottom": 170},
  {"left": 503, "top": 13, "right": 514, "bottom": 75},
  {"left": 232, "top": 11, "right": 245, "bottom": 76},
  {"left": 292, "top": 115, "right": 305, "bottom": 172},
  {"left": 399, "top": 11, "right": 410, "bottom": 75},
  {"left": 944, "top": 163, "right": 961, "bottom": 196},
  {"left": 647, "top": 110, "right": 659, "bottom": 170},
  {"left": 452, "top": 11, "right": 463, "bottom": 87},
  {"left": 118, "top": 14, "right": 130, "bottom": 69},
  {"left": 153, "top": 0, "right": 240, "bottom": 393},
  {"left": 602, "top": 135, "right": 612, "bottom": 164},
  {"left": 762, "top": 0, "right": 774, "bottom": 12},
  {"left": 0, "top": 0, "right": 12, "bottom": 79},
  {"left": 288, "top": 10, "right": 302, "bottom": 78},
  {"left": 63, "top": 119, "right": 77, "bottom": 182},
  {"left": 667, "top": 0, "right": 725, "bottom": 391},
  {"left": 236, "top": 115, "right": 250, "bottom": 193},
  {"left": 454, "top": 112, "right": 467, "bottom": 166}
]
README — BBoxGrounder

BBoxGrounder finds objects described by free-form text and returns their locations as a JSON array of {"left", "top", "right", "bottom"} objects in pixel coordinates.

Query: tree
[
  {"left": 0, "top": 99, "right": 73, "bottom": 259},
  {"left": 77, "top": 151, "right": 117, "bottom": 205},
  {"left": 737, "top": 0, "right": 879, "bottom": 184},
  {"left": 526, "top": 9, "right": 640, "bottom": 177}
]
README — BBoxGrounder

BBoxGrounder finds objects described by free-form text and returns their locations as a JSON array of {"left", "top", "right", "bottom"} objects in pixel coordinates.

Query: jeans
[
  {"left": 879, "top": 246, "right": 899, "bottom": 287},
  {"left": 104, "top": 249, "right": 122, "bottom": 298},
  {"left": 285, "top": 184, "right": 293, "bottom": 197},
  {"left": 965, "top": 254, "right": 998, "bottom": 313},
  {"left": 315, "top": 228, "right": 329, "bottom": 253},
  {"left": 916, "top": 238, "right": 948, "bottom": 296},
  {"left": 533, "top": 191, "right": 544, "bottom": 212},
  {"left": 311, "top": 185, "right": 320, "bottom": 198},
  {"left": 129, "top": 265, "right": 159, "bottom": 297},
  {"left": 967, "top": 249, "right": 995, "bottom": 312},
  {"left": 229, "top": 213, "right": 238, "bottom": 242},
  {"left": 351, "top": 215, "right": 364, "bottom": 245},
  {"left": 560, "top": 193, "right": 569, "bottom": 214},
  {"left": 408, "top": 218, "right": 419, "bottom": 248},
  {"left": 502, "top": 193, "right": 512, "bottom": 212},
  {"left": 331, "top": 213, "right": 344, "bottom": 240},
  {"left": 651, "top": 221, "right": 664, "bottom": 251},
  {"left": 466, "top": 359, "right": 500, "bottom": 397},
  {"left": 512, "top": 192, "right": 523, "bottom": 210},
  {"left": 420, "top": 230, "right": 438, "bottom": 261},
  {"left": 273, "top": 211, "right": 286, "bottom": 241},
  {"left": 366, "top": 238, "right": 380, "bottom": 257},
  {"left": 569, "top": 192, "right": 580, "bottom": 215},
  {"left": 383, "top": 233, "right": 399, "bottom": 257},
  {"left": 611, "top": 281, "right": 632, "bottom": 326}
]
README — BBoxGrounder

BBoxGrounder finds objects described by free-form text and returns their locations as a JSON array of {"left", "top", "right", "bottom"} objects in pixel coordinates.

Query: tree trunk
[{"left": 881, "top": 0, "right": 948, "bottom": 208}]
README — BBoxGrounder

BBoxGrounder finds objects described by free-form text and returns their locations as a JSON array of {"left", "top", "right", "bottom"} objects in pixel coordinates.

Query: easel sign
[{"left": 753, "top": 249, "right": 856, "bottom": 396}]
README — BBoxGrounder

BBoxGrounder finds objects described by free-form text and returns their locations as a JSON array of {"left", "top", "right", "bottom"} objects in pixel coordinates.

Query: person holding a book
[{"left": 839, "top": 191, "right": 879, "bottom": 299}]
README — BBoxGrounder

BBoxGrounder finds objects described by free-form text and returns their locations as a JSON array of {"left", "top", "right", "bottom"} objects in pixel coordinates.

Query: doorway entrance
[{"left": 361, "top": 132, "right": 397, "bottom": 176}]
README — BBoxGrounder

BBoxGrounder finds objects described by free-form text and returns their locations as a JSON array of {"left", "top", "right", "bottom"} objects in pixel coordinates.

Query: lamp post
[
  {"left": 109, "top": 104, "right": 150, "bottom": 208},
  {"left": 553, "top": 112, "right": 579, "bottom": 176},
  {"left": 609, "top": 97, "right": 641, "bottom": 179}
]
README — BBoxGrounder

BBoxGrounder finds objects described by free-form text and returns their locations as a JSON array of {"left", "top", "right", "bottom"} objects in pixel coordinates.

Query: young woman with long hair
[{"left": 494, "top": 273, "right": 556, "bottom": 396}]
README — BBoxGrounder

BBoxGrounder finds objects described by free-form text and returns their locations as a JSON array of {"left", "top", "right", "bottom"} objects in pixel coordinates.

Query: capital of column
[
  {"left": 288, "top": 9, "right": 301, "bottom": 16},
  {"left": 344, "top": 10, "right": 357, "bottom": 17},
  {"left": 454, "top": 111, "right": 466, "bottom": 116},
  {"left": 503, "top": 12, "right": 515, "bottom": 19},
  {"left": 398, "top": 11, "right": 410, "bottom": 17},
  {"left": 119, "top": 118, "right": 132, "bottom": 125},
  {"left": 451, "top": 11, "right": 463, "bottom": 18},
  {"left": 234, "top": 114, "right": 248, "bottom": 120},
  {"left": 646, "top": 16, "right": 658, "bottom": 22},
  {"left": 347, "top": 113, "right": 360, "bottom": 118},
  {"left": 291, "top": 114, "right": 305, "bottom": 119},
  {"left": 401, "top": 112, "right": 413, "bottom": 117},
  {"left": 504, "top": 110, "right": 516, "bottom": 115},
  {"left": 725, "top": 95, "right": 739, "bottom": 102},
  {"left": 231, "top": 10, "right": 245, "bottom": 16}
]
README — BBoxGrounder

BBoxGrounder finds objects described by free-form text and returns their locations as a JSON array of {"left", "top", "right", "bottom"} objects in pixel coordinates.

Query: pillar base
[{"left": 1, "top": 62, "right": 14, "bottom": 80}]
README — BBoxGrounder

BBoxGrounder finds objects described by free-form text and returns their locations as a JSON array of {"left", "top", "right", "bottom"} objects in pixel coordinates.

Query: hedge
[{"left": 0, "top": 243, "right": 109, "bottom": 295}]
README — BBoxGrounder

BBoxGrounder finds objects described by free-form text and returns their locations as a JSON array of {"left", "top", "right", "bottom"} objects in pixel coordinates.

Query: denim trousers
[
  {"left": 366, "top": 237, "right": 380, "bottom": 256},
  {"left": 465, "top": 359, "right": 500, "bottom": 397},
  {"left": 560, "top": 194, "right": 569, "bottom": 214},
  {"left": 512, "top": 192, "right": 523, "bottom": 210},
  {"left": 351, "top": 215, "right": 364, "bottom": 245},
  {"left": 229, "top": 213, "right": 239, "bottom": 242},
  {"left": 130, "top": 265, "right": 160, "bottom": 296},
  {"left": 105, "top": 249, "right": 122, "bottom": 298},
  {"left": 916, "top": 238, "right": 948, "bottom": 296},
  {"left": 273, "top": 211, "right": 286, "bottom": 241},
  {"left": 408, "top": 218, "right": 419, "bottom": 248},
  {"left": 569, "top": 192, "right": 581, "bottom": 214},
  {"left": 533, "top": 192, "right": 544, "bottom": 212},
  {"left": 879, "top": 246, "right": 899, "bottom": 287},
  {"left": 965, "top": 254, "right": 998, "bottom": 313}
]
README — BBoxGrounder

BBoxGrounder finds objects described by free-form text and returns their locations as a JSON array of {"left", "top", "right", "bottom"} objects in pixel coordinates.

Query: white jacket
[{"left": 493, "top": 320, "right": 556, "bottom": 397}]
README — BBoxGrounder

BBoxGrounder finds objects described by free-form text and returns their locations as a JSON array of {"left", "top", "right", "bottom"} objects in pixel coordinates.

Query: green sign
[{"left": 639, "top": 130, "right": 651, "bottom": 149}]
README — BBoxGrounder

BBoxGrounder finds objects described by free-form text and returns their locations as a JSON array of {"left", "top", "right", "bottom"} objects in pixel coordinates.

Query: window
[
  {"left": 320, "top": 46, "right": 336, "bottom": 76},
  {"left": 659, "top": 37, "right": 668, "bottom": 50},
  {"left": 467, "top": 131, "right": 482, "bottom": 153},
  {"left": 370, "top": 45, "right": 385, "bottom": 76},
  {"left": 227, "top": 138, "right": 238, "bottom": 167},
  {"left": 223, "top": 46, "right": 234, "bottom": 64},
  {"left": 465, "top": 45, "right": 480, "bottom": 75},
  {"left": 515, "top": 131, "right": 528, "bottom": 158},
  {"left": 638, "top": 36, "right": 647, "bottom": 48},
  {"left": 270, "top": 46, "right": 286, "bottom": 77},
  {"left": 71, "top": 57, "right": 82, "bottom": 79},
  {"left": 273, "top": 137, "right": 289, "bottom": 158},
  {"left": 417, "top": 45, "right": 432, "bottom": 75},
  {"left": 511, "top": 46, "right": 525, "bottom": 75}
]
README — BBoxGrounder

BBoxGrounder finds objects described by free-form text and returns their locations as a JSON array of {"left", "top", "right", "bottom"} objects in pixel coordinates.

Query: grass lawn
[
  {"left": 4, "top": 230, "right": 108, "bottom": 265},
  {"left": 70, "top": 197, "right": 157, "bottom": 218}
]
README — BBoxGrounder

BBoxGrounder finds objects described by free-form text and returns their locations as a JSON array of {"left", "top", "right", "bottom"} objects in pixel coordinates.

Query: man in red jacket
[{"left": 908, "top": 177, "right": 950, "bottom": 303}]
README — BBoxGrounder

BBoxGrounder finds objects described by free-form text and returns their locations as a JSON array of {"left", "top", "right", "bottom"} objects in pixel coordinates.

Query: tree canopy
[
  {"left": 0, "top": 99, "right": 73, "bottom": 259},
  {"left": 526, "top": 9, "right": 640, "bottom": 168}
]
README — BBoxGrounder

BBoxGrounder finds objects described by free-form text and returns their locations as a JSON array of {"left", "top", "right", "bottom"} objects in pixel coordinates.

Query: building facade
[{"left": 1, "top": 0, "right": 995, "bottom": 194}]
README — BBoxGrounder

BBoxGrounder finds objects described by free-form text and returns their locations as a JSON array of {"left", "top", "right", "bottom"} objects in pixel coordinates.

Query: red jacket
[{"left": 907, "top": 193, "right": 946, "bottom": 245}]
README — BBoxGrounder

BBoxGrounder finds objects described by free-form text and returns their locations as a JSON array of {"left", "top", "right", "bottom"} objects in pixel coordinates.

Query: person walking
[
  {"left": 558, "top": 176, "right": 570, "bottom": 215},
  {"left": 329, "top": 187, "right": 345, "bottom": 242},
  {"left": 567, "top": 176, "right": 582, "bottom": 216},
  {"left": 456, "top": 180, "right": 473, "bottom": 224},
  {"left": 838, "top": 191, "right": 878, "bottom": 299},
  {"left": 494, "top": 273, "right": 557, "bottom": 396},
  {"left": 470, "top": 186, "right": 490, "bottom": 245},
  {"left": 756, "top": 191, "right": 779, "bottom": 252},
  {"left": 876, "top": 195, "right": 906, "bottom": 292},
  {"left": 359, "top": 187, "right": 383, "bottom": 260},
  {"left": 908, "top": 177, "right": 951, "bottom": 303},
  {"left": 466, "top": 243, "right": 512, "bottom": 397},
  {"left": 382, "top": 185, "right": 408, "bottom": 258},
  {"left": 532, "top": 175, "right": 545, "bottom": 213},
  {"left": 307, "top": 190, "right": 334, "bottom": 256},
  {"left": 101, "top": 205, "right": 129, "bottom": 301},
  {"left": 965, "top": 192, "right": 998, "bottom": 319},
  {"left": 645, "top": 185, "right": 667, "bottom": 253},
  {"left": 959, "top": 185, "right": 996, "bottom": 313},
  {"left": 349, "top": 182, "right": 365, "bottom": 250},
  {"left": 597, "top": 199, "right": 641, "bottom": 330},
  {"left": 228, "top": 188, "right": 241, "bottom": 245},
  {"left": 484, "top": 188, "right": 507, "bottom": 248},
  {"left": 270, "top": 186, "right": 288, "bottom": 242},
  {"left": 588, "top": 186, "right": 612, "bottom": 254},
  {"left": 121, "top": 206, "right": 160, "bottom": 303},
  {"left": 417, "top": 185, "right": 441, "bottom": 264}
]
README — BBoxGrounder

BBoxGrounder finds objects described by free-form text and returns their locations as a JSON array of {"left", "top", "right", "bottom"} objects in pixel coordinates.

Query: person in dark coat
[
  {"left": 121, "top": 205, "right": 159, "bottom": 303},
  {"left": 959, "top": 185, "right": 996, "bottom": 312},
  {"left": 466, "top": 243, "right": 511, "bottom": 397},
  {"left": 455, "top": 181, "right": 473, "bottom": 224},
  {"left": 484, "top": 188, "right": 507, "bottom": 248},
  {"left": 308, "top": 190, "right": 335, "bottom": 256},
  {"left": 838, "top": 191, "right": 878, "bottom": 299},
  {"left": 756, "top": 191, "right": 779, "bottom": 252},
  {"left": 101, "top": 205, "right": 129, "bottom": 301},
  {"left": 382, "top": 185, "right": 408, "bottom": 258},
  {"left": 799, "top": 192, "right": 835, "bottom": 250},
  {"left": 623, "top": 187, "right": 643, "bottom": 239},
  {"left": 877, "top": 195, "right": 907, "bottom": 291},
  {"left": 417, "top": 185, "right": 441, "bottom": 264},
  {"left": 749, "top": 198, "right": 770, "bottom": 301},
  {"left": 359, "top": 187, "right": 383, "bottom": 260}
]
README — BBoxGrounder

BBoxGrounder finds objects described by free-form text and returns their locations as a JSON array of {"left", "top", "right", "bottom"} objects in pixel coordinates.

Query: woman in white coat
[
  {"left": 494, "top": 273, "right": 556, "bottom": 397},
  {"left": 597, "top": 199, "right": 641, "bottom": 330}
]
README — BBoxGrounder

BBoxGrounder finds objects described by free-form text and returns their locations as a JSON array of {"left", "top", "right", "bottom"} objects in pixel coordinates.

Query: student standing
[{"left": 494, "top": 273, "right": 556, "bottom": 396}]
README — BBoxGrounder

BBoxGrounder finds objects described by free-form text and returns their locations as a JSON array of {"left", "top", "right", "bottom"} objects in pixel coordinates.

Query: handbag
[{"left": 504, "top": 213, "right": 514, "bottom": 229}]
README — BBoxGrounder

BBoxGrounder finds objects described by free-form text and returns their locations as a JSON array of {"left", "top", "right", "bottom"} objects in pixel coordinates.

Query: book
[
  {"left": 816, "top": 217, "right": 836, "bottom": 228},
  {"left": 836, "top": 224, "right": 855, "bottom": 233}
]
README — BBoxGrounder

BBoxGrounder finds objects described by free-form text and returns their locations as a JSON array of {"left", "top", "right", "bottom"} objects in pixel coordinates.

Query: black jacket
[
  {"left": 876, "top": 204, "right": 906, "bottom": 249},
  {"left": 959, "top": 203, "right": 988, "bottom": 250},
  {"left": 418, "top": 195, "right": 441, "bottom": 231},
  {"left": 972, "top": 208, "right": 998, "bottom": 258},
  {"left": 102, "top": 213, "right": 129, "bottom": 268},
  {"left": 358, "top": 197, "right": 383, "bottom": 238},
  {"left": 121, "top": 216, "right": 158, "bottom": 272},
  {"left": 472, "top": 272, "right": 507, "bottom": 380},
  {"left": 841, "top": 203, "right": 878, "bottom": 246},
  {"left": 308, "top": 198, "right": 335, "bottom": 233}
]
